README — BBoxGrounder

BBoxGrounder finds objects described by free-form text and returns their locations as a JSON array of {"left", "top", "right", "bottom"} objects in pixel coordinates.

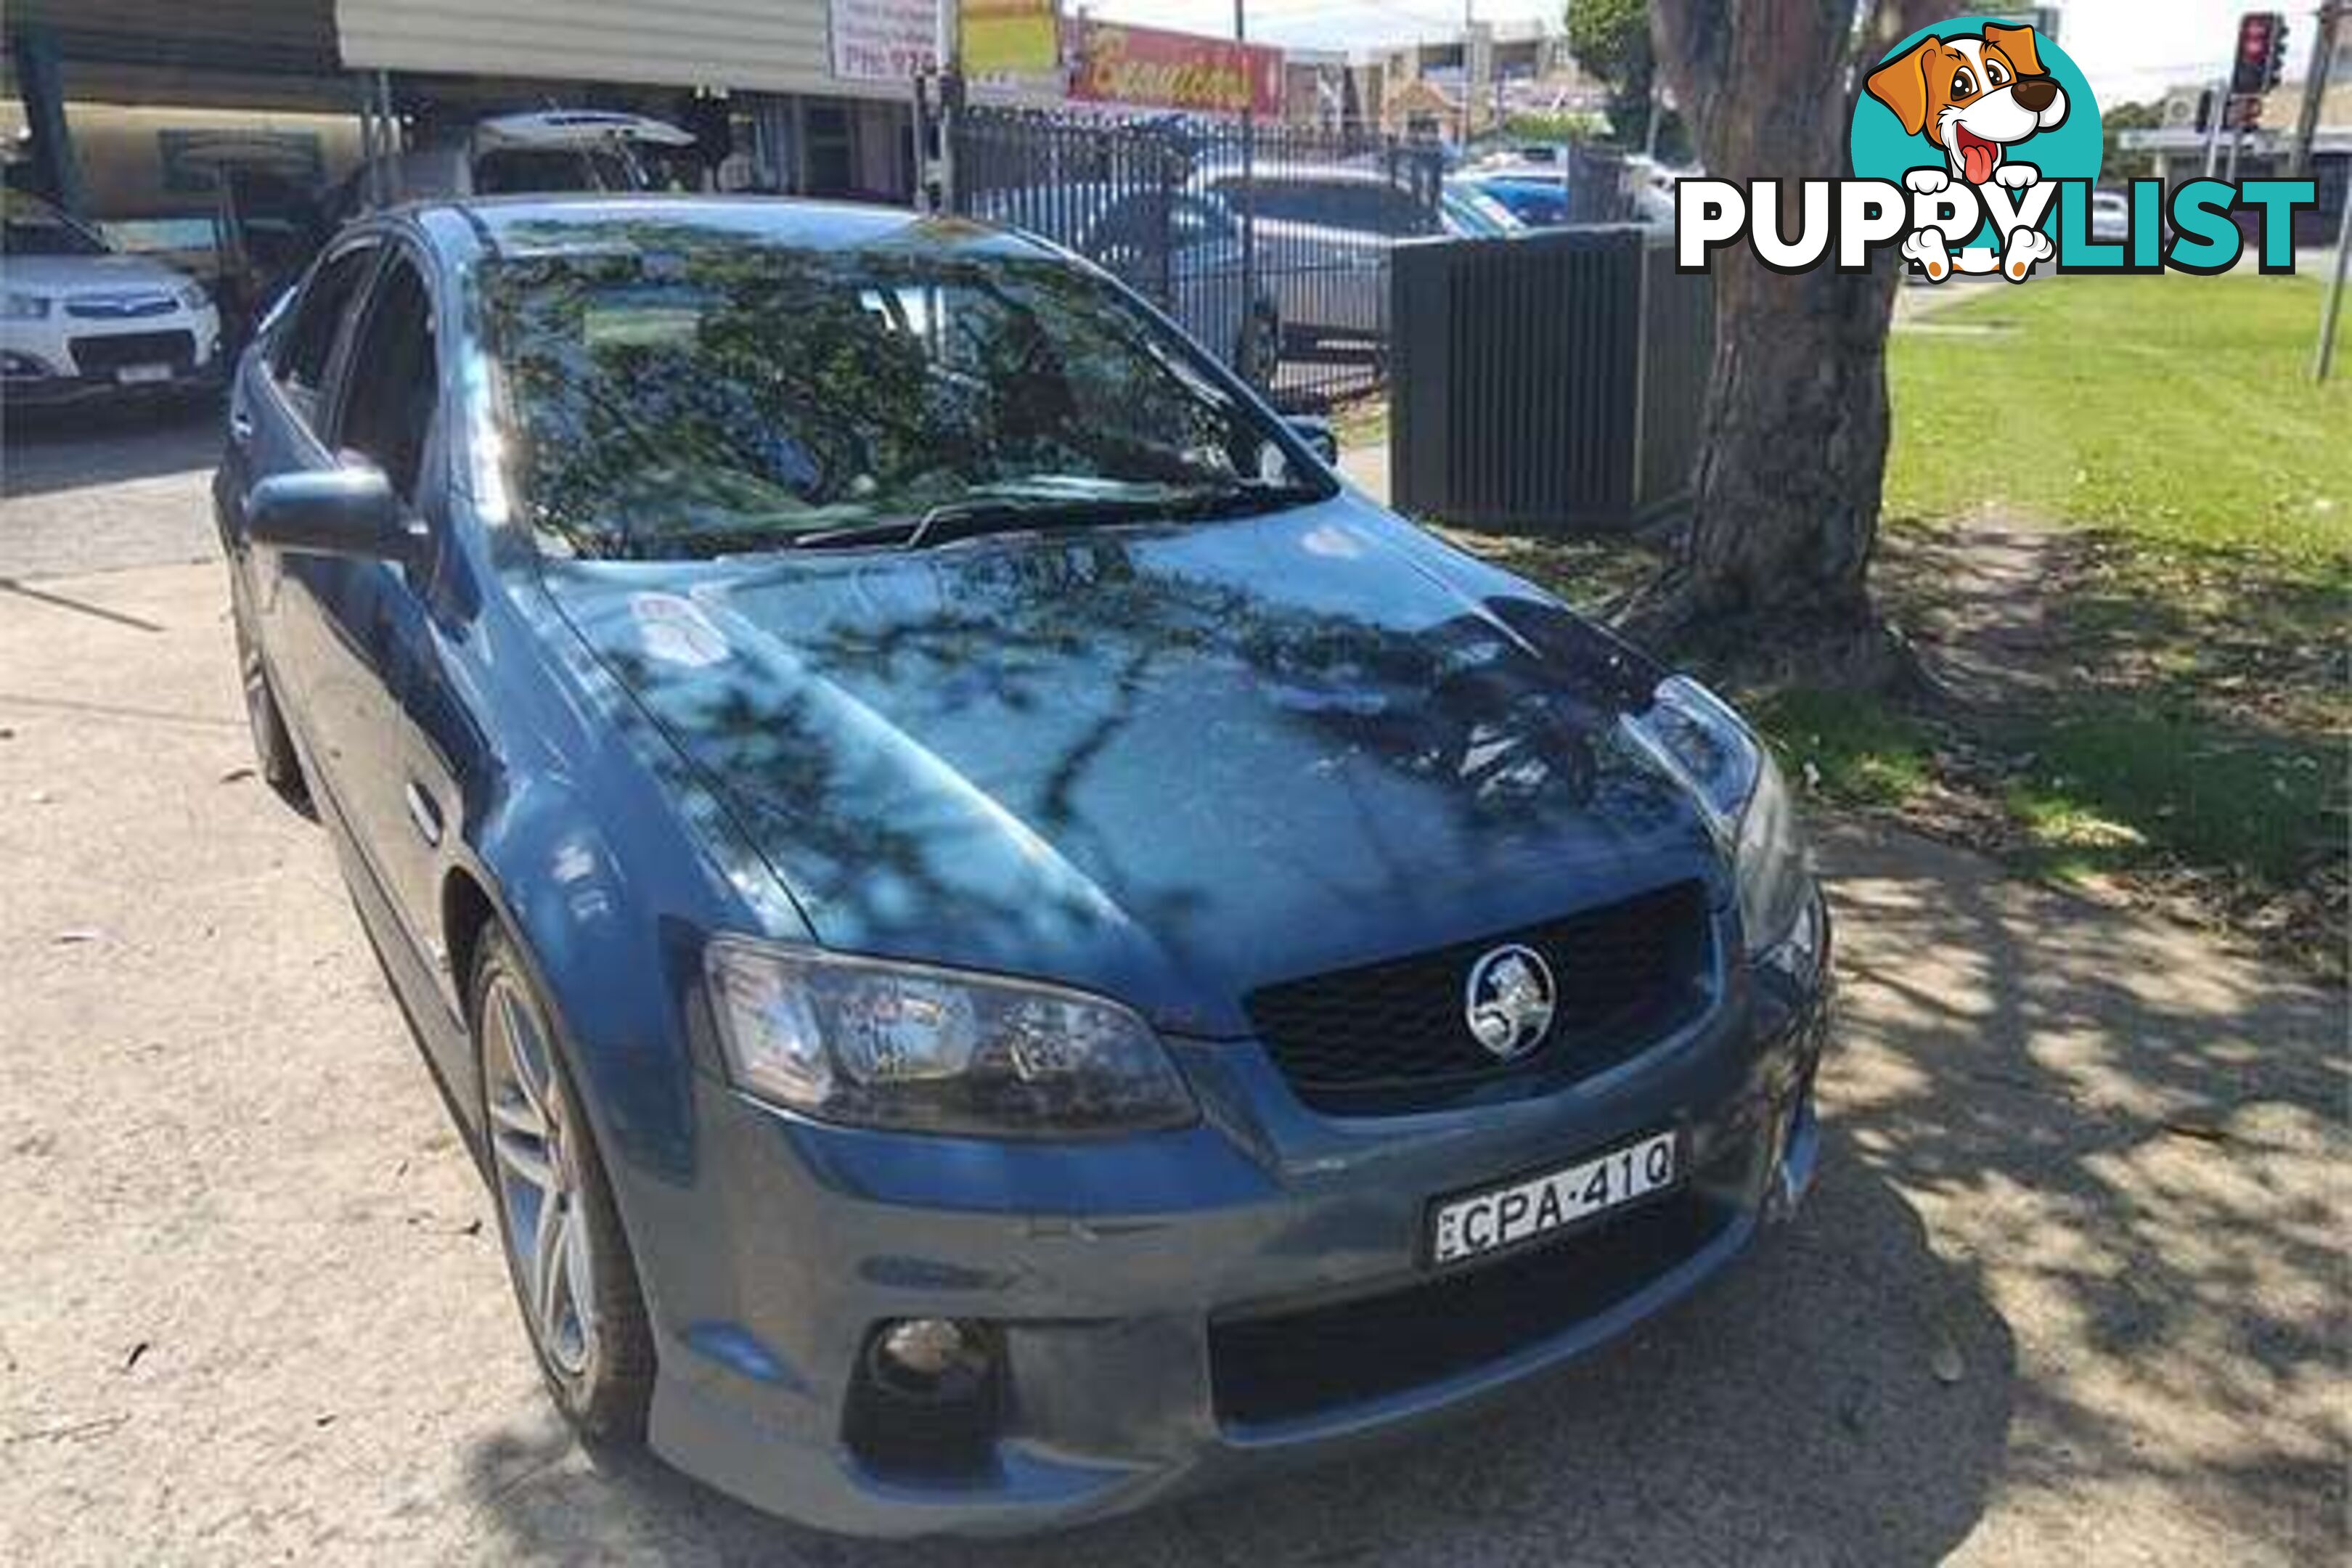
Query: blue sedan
[
  {"left": 216, "top": 196, "right": 1830, "bottom": 1537},
  {"left": 1471, "top": 174, "right": 1572, "bottom": 227}
]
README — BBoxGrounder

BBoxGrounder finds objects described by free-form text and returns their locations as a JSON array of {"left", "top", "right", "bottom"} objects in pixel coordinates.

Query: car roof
[{"left": 390, "top": 195, "right": 1053, "bottom": 263}]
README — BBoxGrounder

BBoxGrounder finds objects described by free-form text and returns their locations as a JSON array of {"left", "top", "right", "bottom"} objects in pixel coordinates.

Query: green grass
[
  {"left": 1753, "top": 687, "right": 1934, "bottom": 809},
  {"left": 1426, "top": 274, "right": 2347, "bottom": 969},
  {"left": 2003, "top": 703, "right": 2335, "bottom": 883},
  {"left": 1885, "top": 275, "right": 2348, "bottom": 956},
  {"left": 1886, "top": 273, "right": 2352, "bottom": 567}
]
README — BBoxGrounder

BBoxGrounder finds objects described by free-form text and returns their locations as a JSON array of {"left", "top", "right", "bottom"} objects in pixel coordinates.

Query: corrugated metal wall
[{"left": 335, "top": 0, "right": 852, "bottom": 97}]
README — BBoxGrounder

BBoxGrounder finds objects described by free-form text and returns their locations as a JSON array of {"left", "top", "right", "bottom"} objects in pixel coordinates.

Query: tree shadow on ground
[
  {"left": 0, "top": 393, "right": 223, "bottom": 499},
  {"left": 1815, "top": 820, "right": 2345, "bottom": 1558}
]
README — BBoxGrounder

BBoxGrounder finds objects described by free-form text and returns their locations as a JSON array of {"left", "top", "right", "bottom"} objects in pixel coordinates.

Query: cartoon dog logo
[{"left": 1866, "top": 22, "right": 2069, "bottom": 281}]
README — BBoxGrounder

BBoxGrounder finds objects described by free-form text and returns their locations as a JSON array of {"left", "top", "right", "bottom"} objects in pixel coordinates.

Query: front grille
[
  {"left": 1210, "top": 1185, "right": 1735, "bottom": 1428},
  {"left": 65, "top": 293, "right": 176, "bottom": 319},
  {"left": 69, "top": 330, "right": 195, "bottom": 377},
  {"left": 1246, "top": 881, "right": 1711, "bottom": 1114}
]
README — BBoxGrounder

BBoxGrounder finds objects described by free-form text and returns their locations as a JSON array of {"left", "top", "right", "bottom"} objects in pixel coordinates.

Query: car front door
[
  {"left": 224, "top": 232, "right": 380, "bottom": 787},
  {"left": 305, "top": 244, "right": 455, "bottom": 968}
]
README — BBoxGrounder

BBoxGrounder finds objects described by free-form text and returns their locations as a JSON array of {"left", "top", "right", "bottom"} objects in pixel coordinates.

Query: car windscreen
[
  {"left": 1, "top": 197, "right": 110, "bottom": 257},
  {"left": 482, "top": 243, "right": 1328, "bottom": 560}
]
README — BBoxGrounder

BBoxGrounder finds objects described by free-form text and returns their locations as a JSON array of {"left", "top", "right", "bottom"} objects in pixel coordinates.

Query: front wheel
[
  {"left": 230, "top": 582, "right": 309, "bottom": 813},
  {"left": 472, "top": 928, "right": 656, "bottom": 1442}
]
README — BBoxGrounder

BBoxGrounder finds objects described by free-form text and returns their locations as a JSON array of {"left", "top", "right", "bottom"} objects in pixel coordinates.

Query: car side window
[
  {"left": 332, "top": 255, "right": 439, "bottom": 507},
  {"left": 272, "top": 243, "right": 376, "bottom": 409}
]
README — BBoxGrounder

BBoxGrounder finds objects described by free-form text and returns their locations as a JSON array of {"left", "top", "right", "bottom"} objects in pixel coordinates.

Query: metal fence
[
  {"left": 1390, "top": 224, "right": 1714, "bottom": 531},
  {"left": 948, "top": 107, "right": 1445, "bottom": 411}
]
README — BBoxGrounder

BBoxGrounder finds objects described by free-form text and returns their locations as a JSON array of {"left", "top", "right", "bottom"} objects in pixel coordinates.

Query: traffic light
[{"left": 2231, "top": 12, "right": 2289, "bottom": 97}]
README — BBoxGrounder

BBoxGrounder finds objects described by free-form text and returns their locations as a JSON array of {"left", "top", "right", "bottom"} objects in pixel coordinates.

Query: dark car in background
[{"left": 216, "top": 195, "right": 1831, "bottom": 1538}]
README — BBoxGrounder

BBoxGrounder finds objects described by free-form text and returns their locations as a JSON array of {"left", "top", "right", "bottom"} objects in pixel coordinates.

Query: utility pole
[
  {"left": 925, "top": 0, "right": 962, "bottom": 215},
  {"left": 2202, "top": 75, "right": 2227, "bottom": 176},
  {"left": 2316, "top": 187, "right": 2349, "bottom": 381},
  {"left": 2291, "top": 2, "right": 2343, "bottom": 178},
  {"left": 1459, "top": 0, "right": 1474, "bottom": 150},
  {"left": 1236, "top": 0, "right": 1260, "bottom": 384}
]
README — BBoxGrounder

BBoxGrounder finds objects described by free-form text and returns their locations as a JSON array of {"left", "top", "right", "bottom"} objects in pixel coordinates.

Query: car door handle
[{"left": 229, "top": 409, "right": 255, "bottom": 444}]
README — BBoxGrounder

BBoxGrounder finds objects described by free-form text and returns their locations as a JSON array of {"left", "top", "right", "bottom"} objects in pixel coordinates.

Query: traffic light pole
[
  {"left": 2318, "top": 167, "right": 2351, "bottom": 383},
  {"left": 2291, "top": 4, "right": 2343, "bottom": 179}
]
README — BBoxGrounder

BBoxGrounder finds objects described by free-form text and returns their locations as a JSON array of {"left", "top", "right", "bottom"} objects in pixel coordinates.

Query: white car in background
[
  {"left": 2, "top": 190, "right": 225, "bottom": 406},
  {"left": 327, "top": 109, "right": 696, "bottom": 222},
  {"left": 2091, "top": 189, "right": 2131, "bottom": 245}
]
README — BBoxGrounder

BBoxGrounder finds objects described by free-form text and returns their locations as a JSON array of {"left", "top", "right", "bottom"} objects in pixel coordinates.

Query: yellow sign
[{"left": 961, "top": 0, "right": 1058, "bottom": 77}]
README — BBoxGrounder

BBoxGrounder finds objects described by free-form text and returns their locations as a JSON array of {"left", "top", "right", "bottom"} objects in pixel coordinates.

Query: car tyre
[
  {"left": 471, "top": 927, "right": 656, "bottom": 1444},
  {"left": 231, "top": 587, "right": 311, "bottom": 814}
]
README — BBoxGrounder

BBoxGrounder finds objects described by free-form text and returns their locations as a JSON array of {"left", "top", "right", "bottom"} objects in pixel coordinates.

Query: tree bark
[{"left": 1633, "top": 0, "right": 1957, "bottom": 687}]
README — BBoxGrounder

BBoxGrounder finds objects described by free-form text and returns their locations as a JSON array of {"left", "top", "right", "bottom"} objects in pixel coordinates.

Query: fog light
[
  {"left": 879, "top": 1326, "right": 978, "bottom": 1382},
  {"left": 870, "top": 1317, "right": 989, "bottom": 1395},
  {"left": 847, "top": 1318, "right": 1004, "bottom": 1478}
]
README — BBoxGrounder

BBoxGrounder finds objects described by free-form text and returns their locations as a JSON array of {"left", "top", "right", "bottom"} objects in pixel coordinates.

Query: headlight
[
  {"left": 705, "top": 939, "right": 1198, "bottom": 1138},
  {"left": 2, "top": 292, "right": 52, "bottom": 320},
  {"left": 178, "top": 281, "right": 211, "bottom": 310},
  {"left": 1622, "top": 676, "right": 1813, "bottom": 955}
]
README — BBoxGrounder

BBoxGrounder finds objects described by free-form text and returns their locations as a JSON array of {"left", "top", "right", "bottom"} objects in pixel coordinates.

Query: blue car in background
[
  {"left": 216, "top": 195, "right": 1831, "bottom": 1537},
  {"left": 1471, "top": 174, "right": 1572, "bottom": 227}
]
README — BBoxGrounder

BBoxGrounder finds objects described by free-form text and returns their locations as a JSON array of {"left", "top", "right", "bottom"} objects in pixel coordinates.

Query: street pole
[
  {"left": 2290, "top": 3, "right": 2343, "bottom": 179},
  {"left": 2202, "top": 75, "right": 2225, "bottom": 177},
  {"left": 933, "top": 0, "right": 960, "bottom": 216},
  {"left": 1461, "top": 0, "right": 1474, "bottom": 150},
  {"left": 2316, "top": 176, "right": 2351, "bottom": 382},
  {"left": 1237, "top": 0, "right": 1259, "bottom": 383}
]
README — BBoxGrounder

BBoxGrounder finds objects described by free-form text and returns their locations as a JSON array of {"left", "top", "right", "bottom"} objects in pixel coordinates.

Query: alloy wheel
[{"left": 483, "top": 973, "right": 598, "bottom": 1379}]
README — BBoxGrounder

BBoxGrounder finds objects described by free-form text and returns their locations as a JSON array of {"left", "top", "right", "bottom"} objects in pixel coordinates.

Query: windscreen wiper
[{"left": 788, "top": 480, "right": 1330, "bottom": 552}]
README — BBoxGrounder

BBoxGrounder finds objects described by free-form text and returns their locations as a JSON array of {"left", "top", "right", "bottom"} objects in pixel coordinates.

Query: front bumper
[
  {"left": 619, "top": 916, "right": 1833, "bottom": 1538},
  {"left": 1, "top": 307, "right": 225, "bottom": 407}
]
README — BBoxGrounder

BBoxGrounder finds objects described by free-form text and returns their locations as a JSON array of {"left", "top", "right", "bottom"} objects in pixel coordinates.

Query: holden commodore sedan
[{"left": 216, "top": 196, "right": 1830, "bottom": 1538}]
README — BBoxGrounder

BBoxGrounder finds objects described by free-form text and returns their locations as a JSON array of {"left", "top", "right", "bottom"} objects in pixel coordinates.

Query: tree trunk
[{"left": 1633, "top": 0, "right": 1956, "bottom": 687}]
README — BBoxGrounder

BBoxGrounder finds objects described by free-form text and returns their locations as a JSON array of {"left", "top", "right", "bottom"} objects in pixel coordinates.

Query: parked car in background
[
  {"left": 1441, "top": 179, "right": 1524, "bottom": 237},
  {"left": 217, "top": 195, "right": 1830, "bottom": 1538},
  {"left": 327, "top": 110, "right": 694, "bottom": 223},
  {"left": 1469, "top": 173, "right": 1571, "bottom": 227},
  {"left": 1190, "top": 160, "right": 1447, "bottom": 360},
  {"left": 2091, "top": 189, "right": 2130, "bottom": 245},
  {"left": 972, "top": 184, "right": 1284, "bottom": 380},
  {"left": 1, "top": 189, "right": 224, "bottom": 404}
]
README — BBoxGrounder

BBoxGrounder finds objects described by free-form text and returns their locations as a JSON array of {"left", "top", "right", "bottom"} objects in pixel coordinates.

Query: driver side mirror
[
  {"left": 1286, "top": 415, "right": 1339, "bottom": 467},
  {"left": 246, "top": 465, "right": 415, "bottom": 563}
]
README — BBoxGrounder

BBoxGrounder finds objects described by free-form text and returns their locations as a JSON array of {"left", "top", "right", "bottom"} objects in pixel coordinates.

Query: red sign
[{"left": 1070, "top": 20, "right": 1282, "bottom": 118}]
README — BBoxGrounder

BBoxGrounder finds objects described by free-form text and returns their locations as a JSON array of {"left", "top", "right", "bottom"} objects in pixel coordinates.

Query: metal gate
[{"left": 945, "top": 106, "right": 1443, "bottom": 412}]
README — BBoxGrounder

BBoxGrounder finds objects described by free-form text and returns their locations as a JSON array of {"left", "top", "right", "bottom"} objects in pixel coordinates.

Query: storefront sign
[
  {"left": 831, "top": 0, "right": 938, "bottom": 81},
  {"left": 962, "top": 0, "right": 1059, "bottom": 78},
  {"left": 1070, "top": 21, "right": 1281, "bottom": 118}
]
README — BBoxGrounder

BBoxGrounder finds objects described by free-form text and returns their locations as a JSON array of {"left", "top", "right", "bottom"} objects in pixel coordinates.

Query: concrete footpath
[{"left": 0, "top": 551, "right": 2341, "bottom": 1564}]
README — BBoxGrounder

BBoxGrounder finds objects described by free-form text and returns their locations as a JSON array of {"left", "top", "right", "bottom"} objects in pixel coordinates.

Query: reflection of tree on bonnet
[{"left": 547, "top": 517, "right": 1700, "bottom": 1003}]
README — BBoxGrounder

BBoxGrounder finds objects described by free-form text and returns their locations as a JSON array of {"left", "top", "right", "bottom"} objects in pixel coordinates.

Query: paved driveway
[{"left": 1, "top": 421, "right": 2341, "bottom": 1564}]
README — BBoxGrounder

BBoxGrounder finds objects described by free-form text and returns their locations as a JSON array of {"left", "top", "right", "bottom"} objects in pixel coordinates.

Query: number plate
[
  {"left": 116, "top": 363, "right": 173, "bottom": 385},
  {"left": 1427, "top": 1130, "right": 1679, "bottom": 1267}
]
